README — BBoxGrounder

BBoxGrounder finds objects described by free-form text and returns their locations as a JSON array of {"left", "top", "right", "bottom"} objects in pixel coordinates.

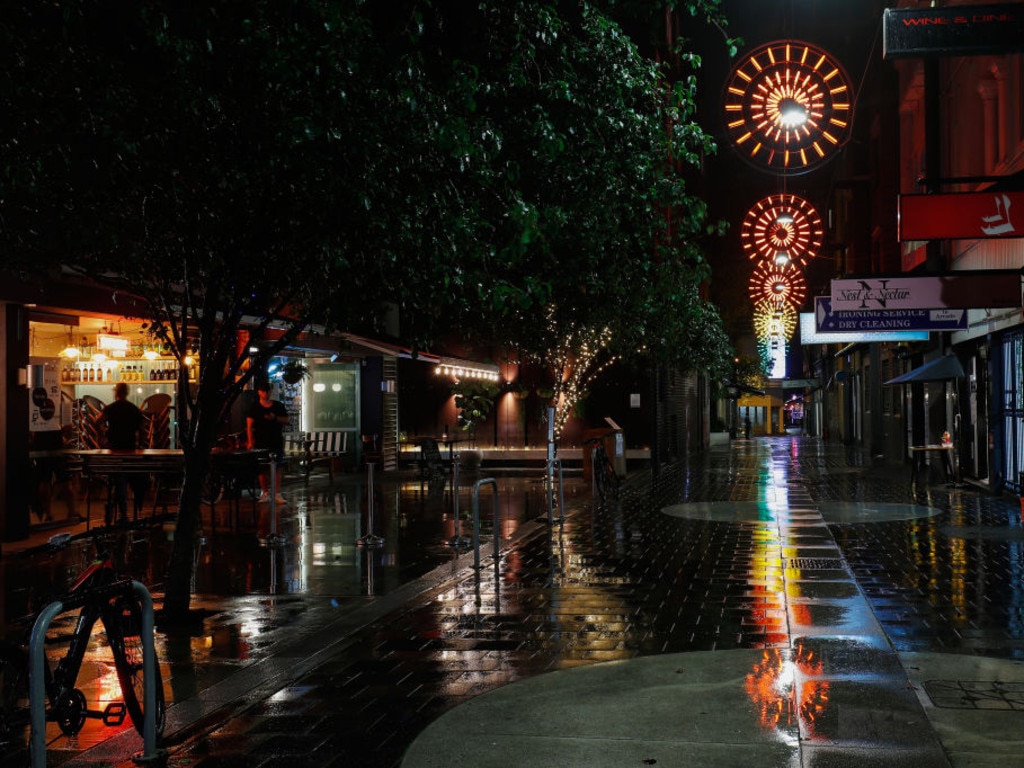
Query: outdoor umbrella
[{"left": 884, "top": 353, "right": 965, "bottom": 485}]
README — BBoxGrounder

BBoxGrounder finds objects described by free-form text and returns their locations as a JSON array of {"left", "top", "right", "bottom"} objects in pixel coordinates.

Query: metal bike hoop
[{"left": 28, "top": 581, "right": 165, "bottom": 767}]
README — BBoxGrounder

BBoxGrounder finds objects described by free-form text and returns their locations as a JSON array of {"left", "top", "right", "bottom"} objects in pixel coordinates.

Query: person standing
[
  {"left": 101, "top": 382, "right": 147, "bottom": 522},
  {"left": 246, "top": 380, "right": 288, "bottom": 505}
]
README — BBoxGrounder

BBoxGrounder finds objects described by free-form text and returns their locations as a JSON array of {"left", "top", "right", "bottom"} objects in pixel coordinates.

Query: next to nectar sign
[{"left": 830, "top": 272, "right": 1022, "bottom": 312}]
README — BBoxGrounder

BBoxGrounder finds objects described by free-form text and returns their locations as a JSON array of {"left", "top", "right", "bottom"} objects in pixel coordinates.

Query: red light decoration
[
  {"left": 723, "top": 40, "right": 854, "bottom": 174},
  {"left": 748, "top": 262, "right": 807, "bottom": 309},
  {"left": 741, "top": 194, "right": 824, "bottom": 268}
]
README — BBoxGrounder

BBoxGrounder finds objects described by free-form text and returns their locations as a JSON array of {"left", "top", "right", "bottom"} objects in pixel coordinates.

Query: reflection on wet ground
[{"left": 5, "top": 438, "right": 1024, "bottom": 766}]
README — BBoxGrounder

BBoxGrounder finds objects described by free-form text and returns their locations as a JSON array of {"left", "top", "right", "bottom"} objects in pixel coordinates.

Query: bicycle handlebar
[{"left": 15, "top": 514, "right": 177, "bottom": 559}]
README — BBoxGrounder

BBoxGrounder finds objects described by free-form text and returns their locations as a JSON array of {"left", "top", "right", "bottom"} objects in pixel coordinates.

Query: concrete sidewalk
[{"left": 5, "top": 439, "right": 1024, "bottom": 767}]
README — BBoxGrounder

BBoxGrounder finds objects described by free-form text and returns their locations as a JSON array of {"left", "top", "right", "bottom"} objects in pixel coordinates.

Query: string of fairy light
[{"left": 723, "top": 39, "right": 852, "bottom": 376}]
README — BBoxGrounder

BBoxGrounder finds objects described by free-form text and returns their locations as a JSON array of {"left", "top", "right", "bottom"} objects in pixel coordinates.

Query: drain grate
[
  {"left": 786, "top": 557, "right": 845, "bottom": 570},
  {"left": 924, "top": 679, "right": 1024, "bottom": 710}
]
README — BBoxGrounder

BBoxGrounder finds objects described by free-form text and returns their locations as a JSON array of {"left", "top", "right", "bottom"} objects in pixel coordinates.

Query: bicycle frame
[{"left": 1, "top": 529, "right": 165, "bottom": 760}]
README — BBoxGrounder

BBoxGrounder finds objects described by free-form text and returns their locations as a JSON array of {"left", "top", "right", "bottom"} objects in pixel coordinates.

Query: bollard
[
  {"left": 470, "top": 478, "right": 501, "bottom": 574},
  {"left": 447, "top": 455, "right": 471, "bottom": 549},
  {"left": 546, "top": 457, "right": 565, "bottom": 526},
  {"left": 356, "top": 463, "right": 384, "bottom": 547}
]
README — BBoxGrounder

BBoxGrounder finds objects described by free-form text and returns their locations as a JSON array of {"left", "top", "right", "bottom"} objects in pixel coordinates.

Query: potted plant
[
  {"left": 280, "top": 360, "right": 310, "bottom": 385},
  {"left": 451, "top": 378, "right": 498, "bottom": 468}
]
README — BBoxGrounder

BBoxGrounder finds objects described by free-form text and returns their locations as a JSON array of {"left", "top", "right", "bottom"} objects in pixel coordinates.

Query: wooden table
[{"left": 910, "top": 444, "right": 954, "bottom": 485}]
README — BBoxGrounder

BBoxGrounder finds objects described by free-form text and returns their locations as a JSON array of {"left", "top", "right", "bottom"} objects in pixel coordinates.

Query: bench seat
[{"left": 287, "top": 431, "right": 348, "bottom": 483}]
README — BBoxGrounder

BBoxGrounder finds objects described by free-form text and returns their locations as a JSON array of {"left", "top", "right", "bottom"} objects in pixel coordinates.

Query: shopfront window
[{"left": 304, "top": 363, "right": 359, "bottom": 432}]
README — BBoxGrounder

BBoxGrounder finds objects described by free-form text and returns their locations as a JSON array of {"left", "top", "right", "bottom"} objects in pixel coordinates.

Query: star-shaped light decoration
[
  {"left": 741, "top": 194, "right": 824, "bottom": 269},
  {"left": 723, "top": 41, "right": 854, "bottom": 174}
]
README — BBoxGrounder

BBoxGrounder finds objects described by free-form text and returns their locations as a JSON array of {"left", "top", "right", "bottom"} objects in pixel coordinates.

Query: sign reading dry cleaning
[{"left": 830, "top": 271, "right": 1023, "bottom": 312}]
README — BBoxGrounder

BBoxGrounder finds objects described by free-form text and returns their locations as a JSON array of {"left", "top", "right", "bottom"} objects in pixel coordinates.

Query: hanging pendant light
[{"left": 61, "top": 327, "right": 81, "bottom": 359}]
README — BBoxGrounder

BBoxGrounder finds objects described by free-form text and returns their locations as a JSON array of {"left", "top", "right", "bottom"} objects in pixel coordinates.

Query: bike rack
[
  {"left": 470, "top": 477, "right": 500, "bottom": 573},
  {"left": 29, "top": 581, "right": 164, "bottom": 767}
]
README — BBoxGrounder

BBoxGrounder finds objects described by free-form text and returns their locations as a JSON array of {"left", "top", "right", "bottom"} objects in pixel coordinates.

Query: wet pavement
[{"left": 4, "top": 437, "right": 1024, "bottom": 766}]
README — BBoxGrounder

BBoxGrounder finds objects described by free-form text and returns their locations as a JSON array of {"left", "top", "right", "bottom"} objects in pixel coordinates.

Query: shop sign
[
  {"left": 815, "top": 297, "right": 967, "bottom": 333},
  {"left": 799, "top": 312, "right": 928, "bottom": 345},
  {"left": 830, "top": 272, "right": 1022, "bottom": 312},
  {"left": 899, "top": 191, "right": 1024, "bottom": 241},
  {"left": 883, "top": 4, "right": 1024, "bottom": 58},
  {"left": 28, "top": 360, "right": 61, "bottom": 432}
]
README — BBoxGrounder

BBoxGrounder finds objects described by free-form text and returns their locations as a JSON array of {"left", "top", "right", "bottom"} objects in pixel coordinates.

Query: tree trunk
[{"left": 161, "top": 449, "right": 209, "bottom": 620}]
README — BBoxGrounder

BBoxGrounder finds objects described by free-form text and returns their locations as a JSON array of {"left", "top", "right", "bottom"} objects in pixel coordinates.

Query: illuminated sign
[
  {"left": 883, "top": 4, "right": 1024, "bottom": 58},
  {"left": 96, "top": 334, "right": 130, "bottom": 352},
  {"left": 899, "top": 191, "right": 1024, "bottom": 240},
  {"left": 799, "top": 312, "right": 928, "bottom": 345},
  {"left": 830, "top": 273, "right": 1022, "bottom": 312},
  {"left": 815, "top": 298, "right": 967, "bottom": 333}
]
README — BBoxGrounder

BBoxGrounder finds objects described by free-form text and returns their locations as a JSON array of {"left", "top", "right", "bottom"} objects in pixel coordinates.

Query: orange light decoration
[
  {"left": 748, "top": 262, "right": 807, "bottom": 309},
  {"left": 723, "top": 41, "right": 854, "bottom": 174},
  {"left": 741, "top": 194, "right": 824, "bottom": 268}
]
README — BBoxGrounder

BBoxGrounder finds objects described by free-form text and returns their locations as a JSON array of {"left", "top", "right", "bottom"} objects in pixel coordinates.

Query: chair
[{"left": 140, "top": 393, "right": 173, "bottom": 448}]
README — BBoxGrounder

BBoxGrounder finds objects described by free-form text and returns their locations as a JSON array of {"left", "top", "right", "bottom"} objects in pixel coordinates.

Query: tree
[{"left": 1, "top": 0, "right": 733, "bottom": 618}]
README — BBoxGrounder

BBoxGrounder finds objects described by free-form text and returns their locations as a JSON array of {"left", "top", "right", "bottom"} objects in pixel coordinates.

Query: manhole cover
[{"left": 924, "top": 679, "right": 1024, "bottom": 710}]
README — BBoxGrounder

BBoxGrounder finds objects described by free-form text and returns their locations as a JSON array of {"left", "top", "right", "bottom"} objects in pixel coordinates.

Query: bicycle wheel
[
  {"left": 106, "top": 596, "right": 165, "bottom": 739},
  {"left": 0, "top": 643, "right": 29, "bottom": 756}
]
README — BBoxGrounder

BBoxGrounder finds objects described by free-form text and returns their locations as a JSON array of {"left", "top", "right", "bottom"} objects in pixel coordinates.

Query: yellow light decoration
[
  {"left": 723, "top": 40, "right": 853, "bottom": 173},
  {"left": 748, "top": 262, "right": 807, "bottom": 309},
  {"left": 752, "top": 300, "right": 797, "bottom": 341},
  {"left": 741, "top": 194, "right": 824, "bottom": 268}
]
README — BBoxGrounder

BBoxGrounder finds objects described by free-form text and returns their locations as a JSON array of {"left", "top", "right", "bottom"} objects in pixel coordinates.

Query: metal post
[
  {"left": 356, "top": 463, "right": 384, "bottom": 547},
  {"left": 548, "top": 457, "right": 564, "bottom": 526},
  {"left": 470, "top": 477, "right": 500, "bottom": 574},
  {"left": 545, "top": 406, "right": 555, "bottom": 522},
  {"left": 262, "top": 456, "right": 286, "bottom": 548},
  {"left": 447, "top": 454, "right": 470, "bottom": 549}
]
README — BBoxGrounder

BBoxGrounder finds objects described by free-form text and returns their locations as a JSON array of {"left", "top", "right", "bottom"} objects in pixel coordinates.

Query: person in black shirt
[
  {"left": 100, "top": 382, "right": 147, "bottom": 522},
  {"left": 246, "top": 380, "right": 289, "bottom": 505}
]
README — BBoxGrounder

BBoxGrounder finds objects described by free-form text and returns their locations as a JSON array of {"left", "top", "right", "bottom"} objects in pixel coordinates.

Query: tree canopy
[{"left": 1, "top": 0, "right": 733, "bottom": 616}]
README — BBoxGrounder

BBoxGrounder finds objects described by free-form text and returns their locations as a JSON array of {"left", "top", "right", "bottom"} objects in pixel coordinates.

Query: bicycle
[
  {"left": 0, "top": 525, "right": 166, "bottom": 760},
  {"left": 584, "top": 433, "right": 621, "bottom": 501}
]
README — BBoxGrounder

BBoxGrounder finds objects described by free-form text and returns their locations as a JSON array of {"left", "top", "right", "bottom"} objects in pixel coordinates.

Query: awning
[{"left": 884, "top": 354, "right": 964, "bottom": 385}]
